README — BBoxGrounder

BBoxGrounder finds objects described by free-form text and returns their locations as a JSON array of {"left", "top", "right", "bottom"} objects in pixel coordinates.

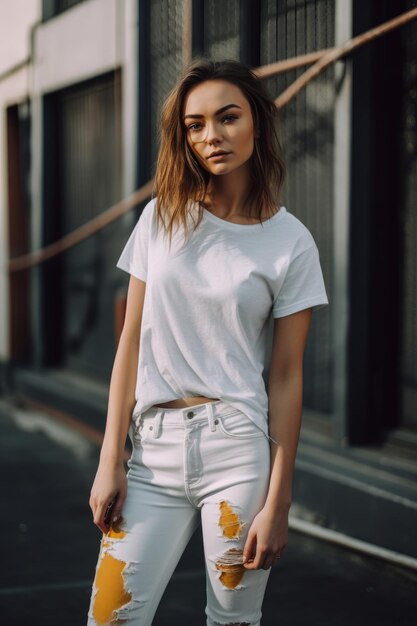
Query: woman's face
[{"left": 183, "top": 79, "right": 256, "bottom": 176}]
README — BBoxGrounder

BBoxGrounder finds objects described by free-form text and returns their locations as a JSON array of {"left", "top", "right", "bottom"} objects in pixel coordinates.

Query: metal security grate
[
  {"left": 48, "top": 72, "right": 124, "bottom": 380},
  {"left": 261, "top": 0, "right": 335, "bottom": 413},
  {"left": 149, "top": 0, "right": 186, "bottom": 170},
  {"left": 203, "top": 0, "right": 240, "bottom": 59}
]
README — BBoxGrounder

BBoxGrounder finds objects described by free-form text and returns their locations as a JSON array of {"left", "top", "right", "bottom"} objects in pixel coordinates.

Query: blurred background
[{"left": 1, "top": 0, "right": 417, "bottom": 624}]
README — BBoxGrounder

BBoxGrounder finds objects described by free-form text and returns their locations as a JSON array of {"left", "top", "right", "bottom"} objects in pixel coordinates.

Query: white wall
[{"left": 0, "top": 0, "right": 40, "bottom": 75}]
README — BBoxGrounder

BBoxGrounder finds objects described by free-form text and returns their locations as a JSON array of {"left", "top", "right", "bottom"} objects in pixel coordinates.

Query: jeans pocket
[
  {"left": 132, "top": 415, "right": 153, "bottom": 445},
  {"left": 216, "top": 411, "right": 265, "bottom": 440}
]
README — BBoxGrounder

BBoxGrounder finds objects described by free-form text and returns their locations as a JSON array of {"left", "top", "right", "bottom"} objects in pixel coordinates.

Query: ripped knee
[
  {"left": 92, "top": 521, "right": 134, "bottom": 625},
  {"left": 218, "top": 500, "right": 245, "bottom": 539},
  {"left": 93, "top": 552, "right": 131, "bottom": 624},
  {"left": 215, "top": 547, "right": 246, "bottom": 589}
]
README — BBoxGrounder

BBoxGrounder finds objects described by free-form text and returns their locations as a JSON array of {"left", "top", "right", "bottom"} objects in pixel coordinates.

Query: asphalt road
[{"left": 1, "top": 397, "right": 416, "bottom": 626}]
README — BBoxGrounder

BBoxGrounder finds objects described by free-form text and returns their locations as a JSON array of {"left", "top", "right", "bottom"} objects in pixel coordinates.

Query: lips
[{"left": 208, "top": 151, "right": 231, "bottom": 159}]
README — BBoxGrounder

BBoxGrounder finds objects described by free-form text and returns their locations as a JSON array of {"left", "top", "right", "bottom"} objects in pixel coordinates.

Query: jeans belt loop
[
  {"left": 206, "top": 402, "right": 216, "bottom": 432},
  {"left": 152, "top": 410, "right": 163, "bottom": 438}
]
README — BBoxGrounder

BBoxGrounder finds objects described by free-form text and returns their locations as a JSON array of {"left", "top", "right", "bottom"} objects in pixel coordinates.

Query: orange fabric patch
[
  {"left": 93, "top": 553, "right": 131, "bottom": 625},
  {"left": 219, "top": 500, "right": 243, "bottom": 539},
  {"left": 215, "top": 548, "right": 246, "bottom": 589}
]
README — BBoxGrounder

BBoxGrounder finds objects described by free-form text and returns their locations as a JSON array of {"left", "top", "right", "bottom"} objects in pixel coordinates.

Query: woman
[{"left": 87, "top": 58, "right": 329, "bottom": 626}]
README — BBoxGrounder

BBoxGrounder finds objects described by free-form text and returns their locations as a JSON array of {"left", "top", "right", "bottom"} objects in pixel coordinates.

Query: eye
[
  {"left": 187, "top": 122, "right": 204, "bottom": 132},
  {"left": 222, "top": 114, "right": 238, "bottom": 124}
]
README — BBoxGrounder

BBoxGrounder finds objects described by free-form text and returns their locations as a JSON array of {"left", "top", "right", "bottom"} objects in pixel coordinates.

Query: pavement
[{"left": 1, "top": 395, "right": 416, "bottom": 626}]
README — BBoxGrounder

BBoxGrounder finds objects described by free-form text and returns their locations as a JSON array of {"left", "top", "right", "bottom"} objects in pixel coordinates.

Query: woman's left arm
[{"left": 243, "top": 308, "right": 313, "bottom": 570}]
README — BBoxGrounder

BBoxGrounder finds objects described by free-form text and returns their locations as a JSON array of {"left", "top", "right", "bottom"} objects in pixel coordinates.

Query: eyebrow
[{"left": 184, "top": 103, "right": 242, "bottom": 120}]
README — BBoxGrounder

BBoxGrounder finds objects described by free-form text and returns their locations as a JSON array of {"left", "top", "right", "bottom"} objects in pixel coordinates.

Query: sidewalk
[{"left": 1, "top": 396, "right": 416, "bottom": 626}]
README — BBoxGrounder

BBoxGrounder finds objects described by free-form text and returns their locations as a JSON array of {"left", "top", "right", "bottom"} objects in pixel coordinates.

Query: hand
[
  {"left": 242, "top": 505, "right": 289, "bottom": 570},
  {"left": 89, "top": 461, "right": 127, "bottom": 534}
]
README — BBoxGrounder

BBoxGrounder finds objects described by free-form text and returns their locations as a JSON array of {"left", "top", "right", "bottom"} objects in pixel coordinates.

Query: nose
[{"left": 204, "top": 120, "right": 223, "bottom": 145}]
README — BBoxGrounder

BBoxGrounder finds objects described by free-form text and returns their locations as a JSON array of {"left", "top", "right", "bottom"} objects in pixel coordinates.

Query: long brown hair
[{"left": 154, "top": 58, "right": 286, "bottom": 245}]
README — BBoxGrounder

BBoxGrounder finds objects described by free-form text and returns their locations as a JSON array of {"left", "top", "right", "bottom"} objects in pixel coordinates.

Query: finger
[
  {"left": 253, "top": 546, "right": 269, "bottom": 569},
  {"left": 242, "top": 531, "right": 256, "bottom": 565},
  {"left": 94, "top": 500, "right": 112, "bottom": 534},
  {"left": 111, "top": 494, "right": 126, "bottom": 526},
  {"left": 95, "top": 511, "right": 109, "bottom": 534},
  {"left": 245, "top": 544, "right": 266, "bottom": 570},
  {"left": 103, "top": 497, "right": 117, "bottom": 527}
]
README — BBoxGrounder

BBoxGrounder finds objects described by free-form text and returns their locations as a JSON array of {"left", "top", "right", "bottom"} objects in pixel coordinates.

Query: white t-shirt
[{"left": 116, "top": 197, "right": 329, "bottom": 436}]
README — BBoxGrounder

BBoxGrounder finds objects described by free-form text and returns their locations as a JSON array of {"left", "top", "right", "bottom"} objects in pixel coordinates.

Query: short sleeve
[
  {"left": 116, "top": 200, "right": 152, "bottom": 281},
  {"left": 273, "top": 242, "right": 329, "bottom": 318}
]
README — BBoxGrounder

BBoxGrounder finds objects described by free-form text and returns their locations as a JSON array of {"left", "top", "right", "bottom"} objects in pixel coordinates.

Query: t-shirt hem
[
  {"left": 132, "top": 396, "right": 270, "bottom": 437},
  {"left": 273, "top": 296, "right": 329, "bottom": 318}
]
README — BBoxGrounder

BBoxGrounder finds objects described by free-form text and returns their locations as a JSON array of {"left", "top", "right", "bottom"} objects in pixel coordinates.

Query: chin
[
  {"left": 209, "top": 164, "right": 232, "bottom": 173},
  {"left": 213, "top": 160, "right": 249, "bottom": 176}
]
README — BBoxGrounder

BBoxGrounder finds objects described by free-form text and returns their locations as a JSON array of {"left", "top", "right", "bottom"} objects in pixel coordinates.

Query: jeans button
[{"left": 187, "top": 411, "right": 195, "bottom": 419}]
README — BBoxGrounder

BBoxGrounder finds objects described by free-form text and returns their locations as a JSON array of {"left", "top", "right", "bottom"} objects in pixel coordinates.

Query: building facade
[{"left": 1, "top": 0, "right": 416, "bottom": 560}]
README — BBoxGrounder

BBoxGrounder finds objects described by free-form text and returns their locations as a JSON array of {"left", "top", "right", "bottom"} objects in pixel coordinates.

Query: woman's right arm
[{"left": 89, "top": 275, "right": 146, "bottom": 533}]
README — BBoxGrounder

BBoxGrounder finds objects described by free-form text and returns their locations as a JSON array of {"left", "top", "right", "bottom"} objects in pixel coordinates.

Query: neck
[{"left": 206, "top": 162, "right": 252, "bottom": 217}]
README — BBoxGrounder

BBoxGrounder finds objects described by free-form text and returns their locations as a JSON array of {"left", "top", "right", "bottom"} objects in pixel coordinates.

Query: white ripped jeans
[{"left": 87, "top": 400, "right": 272, "bottom": 626}]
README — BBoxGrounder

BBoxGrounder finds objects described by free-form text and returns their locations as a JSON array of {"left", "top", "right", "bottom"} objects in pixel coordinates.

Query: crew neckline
[{"left": 201, "top": 205, "right": 287, "bottom": 231}]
